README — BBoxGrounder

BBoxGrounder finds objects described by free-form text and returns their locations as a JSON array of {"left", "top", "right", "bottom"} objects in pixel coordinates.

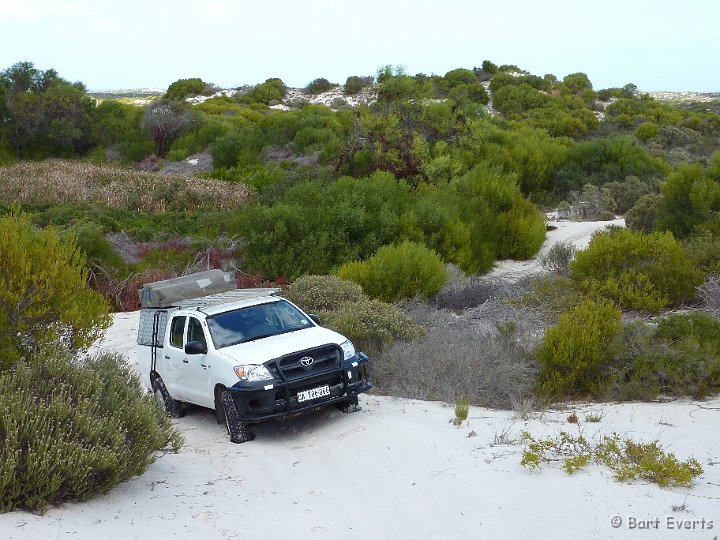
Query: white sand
[{"left": 2, "top": 218, "right": 719, "bottom": 540}]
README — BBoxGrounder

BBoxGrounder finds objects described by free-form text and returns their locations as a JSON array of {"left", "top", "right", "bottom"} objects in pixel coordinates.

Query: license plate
[{"left": 297, "top": 384, "right": 330, "bottom": 403}]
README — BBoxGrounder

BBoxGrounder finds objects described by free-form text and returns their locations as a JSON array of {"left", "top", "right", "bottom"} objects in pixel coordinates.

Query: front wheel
[
  {"left": 152, "top": 376, "right": 184, "bottom": 418},
  {"left": 221, "top": 390, "right": 255, "bottom": 444}
]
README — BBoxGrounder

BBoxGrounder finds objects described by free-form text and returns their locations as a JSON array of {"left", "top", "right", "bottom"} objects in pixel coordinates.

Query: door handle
[
  {"left": 164, "top": 355, "right": 170, "bottom": 359},
  {"left": 201, "top": 364, "right": 208, "bottom": 368},
  {"left": 182, "top": 359, "right": 189, "bottom": 363}
]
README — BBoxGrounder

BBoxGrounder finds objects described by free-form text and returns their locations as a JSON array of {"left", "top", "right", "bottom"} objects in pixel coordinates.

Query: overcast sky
[{"left": 1, "top": 0, "right": 718, "bottom": 92}]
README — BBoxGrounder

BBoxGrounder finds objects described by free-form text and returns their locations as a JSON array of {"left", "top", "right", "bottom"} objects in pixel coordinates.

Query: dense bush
[
  {"left": 236, "top": 172, "right": 414, "bottom": 279},
  {"left": 635, "top": 121, "right": 659, "bottom": 141},
  {"left": 317, "top": 298, "right": 422, "bottom": 354},
  {"left": 625, "top": 193, "right": 661, "bottom": 232},
  {"left": 0, "top": 211, "right": 110, "bottom": 367},
  {"left": 1, "top": 62, "right": 95, "bottom": 158},
  {"left": 553, "top": 136, "right": 668, "bottom": 196},
  {"left": 305, "top": 78, "right": 334, "bottom": 94},
  {"left": 344, "top": 75, "right": 371, "bottom": 95},
  {"left": 685, "top": 232, "right": 720, "bottom": 274},
  {"left": 657, "top": 157, "right": 720, "bottom": 239},
  {"left": 565, "top": 184, "right": 616, "bottom": 220},
  {"left": 165, "top": 77, "right": 211, "bottom": 101},
  {"left": 609, "top": 313, "right": 720, "bottom": 400},
  {"left": 0, "top": 348, "right": 182, "bottom": 513},
  {"left": 536, "top": 299, "right": 622, "bottom": 396},
  {"left": 570, "top": 228, "right": 703, "bottom": 311},
  {"left": 604, "top": 176, "right": 656, "bottom": 214},
  {"left": 285, "top": 274, "right": 365, "bottom": 312},
  {"left": 238, "top": 78, "right": 287, "bottom": 105},
  {"left": 338, "top": 241, "right": 446, "bottom": 302}
]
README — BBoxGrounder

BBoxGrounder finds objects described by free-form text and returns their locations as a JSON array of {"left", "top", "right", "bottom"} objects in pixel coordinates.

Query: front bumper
[{"left": 227, "top": 352, "right": 371, "bottom": 423}]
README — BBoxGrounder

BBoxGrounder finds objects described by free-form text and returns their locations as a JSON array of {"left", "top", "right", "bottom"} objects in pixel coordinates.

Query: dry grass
[
  {"left": 372, "top": 299, "right": 545, "bottom": 409},
  {"left": 0, "top": 160, "right": 250, "bottom": 212}
]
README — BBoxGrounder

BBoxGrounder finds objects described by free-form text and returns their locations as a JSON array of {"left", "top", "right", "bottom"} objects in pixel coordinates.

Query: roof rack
[{"left": 175, "top": 288, "right": 281, "bottom": 310}]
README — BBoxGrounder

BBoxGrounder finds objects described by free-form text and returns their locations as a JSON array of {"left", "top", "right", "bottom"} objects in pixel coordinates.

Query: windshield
[{"left": 206, "top": 300, "right": 313, "bottom": 349}]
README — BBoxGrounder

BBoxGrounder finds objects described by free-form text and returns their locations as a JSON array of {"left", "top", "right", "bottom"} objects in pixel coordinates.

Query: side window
[
  {"left": 187, "top": 317, "right": 207, "bottom": 348},
  {"left": 170, "top": 316, "right": 186, "bottom": 349}
]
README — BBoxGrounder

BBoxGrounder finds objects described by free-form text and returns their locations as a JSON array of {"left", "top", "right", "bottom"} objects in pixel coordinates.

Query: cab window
[
  {"left": 170, "top": 316, "right": 186, "bottom": 349},
  {"left": 187, "top": 317, "right": 207, "bottom": 348}
]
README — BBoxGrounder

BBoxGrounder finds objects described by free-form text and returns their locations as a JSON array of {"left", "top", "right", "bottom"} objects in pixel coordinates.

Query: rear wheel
[
  {"left": 337, "top": 395, "right": 360, "bottom": 413},
  {"left": 221, "top": 390, "right": 255, "bottom": 444},
  {"left": 152, "top": 376, "right": 184, "bottom": 418}
]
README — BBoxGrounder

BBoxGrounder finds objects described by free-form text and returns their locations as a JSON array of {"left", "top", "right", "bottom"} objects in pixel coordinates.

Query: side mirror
[
  {"left": 185, "top": 340, "right": 207, "bottom": 355},
  {"left": 309, "top": 313, "right": 320, "bottom": 325}
]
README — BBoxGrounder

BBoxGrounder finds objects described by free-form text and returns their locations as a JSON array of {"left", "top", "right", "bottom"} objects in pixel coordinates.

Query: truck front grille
[{"left": 274, "top": 344, "right": 342, "bottom": 382}]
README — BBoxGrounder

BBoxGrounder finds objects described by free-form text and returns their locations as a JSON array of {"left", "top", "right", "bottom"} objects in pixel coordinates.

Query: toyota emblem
[{"left": 300, "top": 356, "right": 314, "bottom": 367}]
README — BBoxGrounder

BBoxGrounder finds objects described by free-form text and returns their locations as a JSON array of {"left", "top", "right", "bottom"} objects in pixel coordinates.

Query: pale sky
[{"left": 1, "top": 0, "right": 718, "bottom": 92}]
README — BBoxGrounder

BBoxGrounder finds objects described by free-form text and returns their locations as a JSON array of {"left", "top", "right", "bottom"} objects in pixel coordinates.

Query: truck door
[
  {"left": 180, "top": 316, "right": 213, "bottom": 407},
  {"left": 163, "top": 315, "right": 189, "bottom": 400}
]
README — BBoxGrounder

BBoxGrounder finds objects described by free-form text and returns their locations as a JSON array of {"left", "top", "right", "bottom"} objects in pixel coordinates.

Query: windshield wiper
[{"left": 239, "top": 327, "right": 305, "bottom": 343}]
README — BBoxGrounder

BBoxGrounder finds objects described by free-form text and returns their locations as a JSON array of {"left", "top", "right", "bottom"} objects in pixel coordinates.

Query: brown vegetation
[{"left": 0, "top": 161, "right": 250, "bottom": 212}]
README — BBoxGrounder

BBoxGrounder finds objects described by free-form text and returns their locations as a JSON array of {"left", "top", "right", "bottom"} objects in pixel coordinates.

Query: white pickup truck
[{"left": 136, "top": 271, "right": 371, "bottom": 443}]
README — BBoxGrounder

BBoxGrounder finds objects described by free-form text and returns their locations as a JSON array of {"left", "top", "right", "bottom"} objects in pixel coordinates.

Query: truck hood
[{"left": 215, "top": 326, "right": 349, "bottom": 365}]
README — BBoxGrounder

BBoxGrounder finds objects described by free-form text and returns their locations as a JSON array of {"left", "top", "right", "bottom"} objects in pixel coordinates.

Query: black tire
[
  {"left": 152, "top": 376, "right": 184, "bottom": 418},
  {"left": 221, "top": 390, "right": 255, "bottom": 444},
  {"left": 214, "top": 388, "right": 226, "bottom": 425},
  {"left": 337, "top": 395, "right": 360, "bottom": 413}
]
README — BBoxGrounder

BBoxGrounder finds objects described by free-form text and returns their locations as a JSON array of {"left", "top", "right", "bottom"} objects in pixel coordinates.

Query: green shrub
[
  {"left": 165, "top": 77, "right": 210, "bottom": 101},
  {"left": 570, "top": 228, "right": 703, "bottom": 311},
  {"left": 635, "top": 121, "right": 659, "bottom": 141},
  {"left": 0, "top": 211, "right": 110, "bottom": 367},
  {"left": 0, "top": 348, "right": 182, "bottom": 514},
  {"left": 453, "top": 395, "right": 470, "bottom": 425},
  {"left": 305, "top": 78, "right": 334, "bottom": 94},
  {"left": 238, "top": 78, "right": 287, "bottom": 105},
  {"left": 536, "top": 299, "right": 622, "bottom": 396},
  {"left": 317, "top": 298, "right": 422, "bottom": 354},
  {"left": 344, "top": 75, "right": 369, "bottom": 95},
  {"left": 286, "top": 274, "right": 366, "bottom": 312},
  {"left": 338, "top": 241, "right": 446, "bottom": 302},
  {"left": 521, "top": 431, "right": 703, "bottom": 487}
]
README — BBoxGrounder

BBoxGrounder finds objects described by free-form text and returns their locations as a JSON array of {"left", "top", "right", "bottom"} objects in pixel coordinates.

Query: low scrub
[
  {"left": 285, "top": 274, "right": 365, "bottom": 312},
  {"left": 317, "top": 298, "right": 422, "bottom": 355},
  {"left": 0, "top": 161, "right": 249, "bottom": 213},
  {"left": 521, "top": 431, "right": 703, "bottom": 487},
  {"left": 0, "top": 348, "right": 182, "bottom": 514},
  {"left": 373, "top": 299, "right": 543, "bottom": 408},
  {"left": 433, "top": 277, "right": 497, "bottom": 310},
  {"left": 540, "top": 241, "right": 575, "bottom": 276}
]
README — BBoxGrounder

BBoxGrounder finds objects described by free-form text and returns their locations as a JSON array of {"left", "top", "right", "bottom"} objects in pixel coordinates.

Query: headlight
[
  {"left": 234, "top": 364, "right": 273, "bottom": 381},
  {"left": 340, "top": 340, "right": 356, "bottom": 360}
]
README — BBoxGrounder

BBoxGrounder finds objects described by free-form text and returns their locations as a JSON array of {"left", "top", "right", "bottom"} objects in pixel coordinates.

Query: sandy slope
[{"left": 3, "top": 218, "right": 720, "bottom": 540}]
